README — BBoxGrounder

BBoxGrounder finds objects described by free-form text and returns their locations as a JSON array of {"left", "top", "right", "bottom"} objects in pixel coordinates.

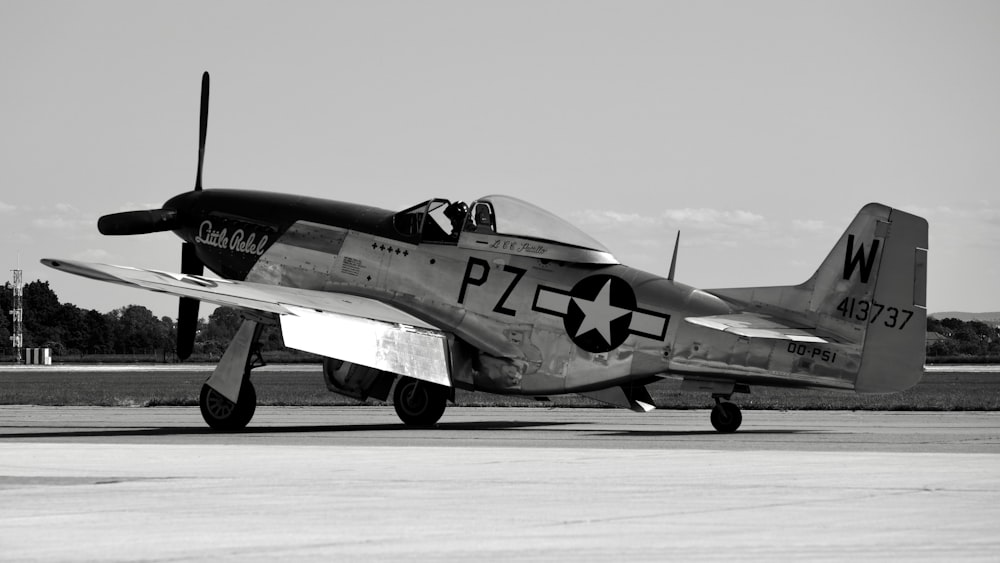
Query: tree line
[
  {"left": 0, "top": 280, "right": 282, "bottom": 358},
  {"left": 1, "top": 279, "right": 997, "bottom": 361},
  {"left": 926, "top": 316, "right": 1000, "bottom": 360}
]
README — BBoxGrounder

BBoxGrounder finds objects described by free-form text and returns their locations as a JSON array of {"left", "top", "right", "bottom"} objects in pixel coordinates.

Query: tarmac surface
[{"left": 1, "top": 405, "right": 999, "bottom": 561}]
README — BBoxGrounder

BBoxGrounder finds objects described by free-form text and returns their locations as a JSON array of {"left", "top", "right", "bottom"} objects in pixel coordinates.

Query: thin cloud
[
  {"left": 113, "top": 202, "right": 162, "bottom": 212},
  {"left": 907, "top": 203, "right": 1000, "bottom": 248},
  {"left": 661, "top": 208, "right": 764, "bottom": 226},
  {"left": 0, "top": 201, "right": 15, "bottom": 213},
  {"left": 627, "top": 237, "right": 664, "bottom": 249},
  {"left": 571, "top": 207, "right": 767, "bottom": 231},
  {"left": 73, "top": 248, "right": 115, "bottom": 262},
  {"left": 32, "top": 215, "right": 95, "bottom": 230},
  {"left": 569, "top": 205, "right": 838, "bottom": 268},
  {"left": 31, "top": 204, "right": 96, "bottom": 231},
  {"left": 907, "top": 203, "right": 1000, "bottom": 223},
  {"left": 568, "top": 209, "right": 659, "bottom": 228},
  {"left": 570, "top": 206, "right": 771, "bottom": 259},
  {"left": 792, "top": 219, "right": 827, "bottom": 233}
]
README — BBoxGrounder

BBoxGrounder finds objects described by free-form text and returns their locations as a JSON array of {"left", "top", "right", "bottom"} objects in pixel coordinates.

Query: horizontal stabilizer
[{"left": 685, "top": 313, "right": 833, "bottom": 343}]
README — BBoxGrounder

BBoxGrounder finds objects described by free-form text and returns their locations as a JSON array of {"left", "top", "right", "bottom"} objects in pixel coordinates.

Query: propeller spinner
[{"left": 97, "top": 209, "right": 180, "bottom": 236}]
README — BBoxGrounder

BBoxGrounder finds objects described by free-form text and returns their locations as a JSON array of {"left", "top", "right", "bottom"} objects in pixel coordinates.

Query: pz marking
[{"left": 457, "top": 257, "right": 527, "bottom": 317}]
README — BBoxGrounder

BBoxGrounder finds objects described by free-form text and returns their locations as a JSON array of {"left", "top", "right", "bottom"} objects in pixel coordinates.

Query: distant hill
[{"left": 931, "top": 312, "right": 1000, "bottom": 324}]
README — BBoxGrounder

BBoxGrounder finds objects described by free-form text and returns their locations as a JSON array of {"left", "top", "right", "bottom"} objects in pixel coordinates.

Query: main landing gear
[
  {"left": 200, "top": 380, "right": 257, "bottom": 431},
  {"left": 198, "top": 319, "right": 266, "bottom": 431},
  {"left": 392, "top": 376, "right": 449, "bottom": 427},
  {"left": 710, "top": 395, "right": 743, "bottom": 433}
]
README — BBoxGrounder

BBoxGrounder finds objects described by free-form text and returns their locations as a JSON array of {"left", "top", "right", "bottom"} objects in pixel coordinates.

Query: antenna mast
[{"left": 10, "top": 269, "right": 23, "bottom": 363}]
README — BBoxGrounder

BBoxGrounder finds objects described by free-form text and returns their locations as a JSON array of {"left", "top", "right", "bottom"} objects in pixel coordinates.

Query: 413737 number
[{"left": 836, "top": 297, "right": 913, "bottom": 330}]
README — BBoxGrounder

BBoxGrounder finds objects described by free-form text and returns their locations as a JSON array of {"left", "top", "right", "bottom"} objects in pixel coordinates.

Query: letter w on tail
[{"left": 843, "top": 235, "right": 880, "bottom": 283}]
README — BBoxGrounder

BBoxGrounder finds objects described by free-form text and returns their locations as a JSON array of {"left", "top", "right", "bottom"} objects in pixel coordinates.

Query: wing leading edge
[{"left": 41, "top": 259, "right": 450, "bottom": 387}]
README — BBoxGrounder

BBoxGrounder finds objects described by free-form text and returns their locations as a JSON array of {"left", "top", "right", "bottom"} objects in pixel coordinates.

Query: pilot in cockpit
[{"left": 443, "top": 201, "right": 468, "bottom": 238}]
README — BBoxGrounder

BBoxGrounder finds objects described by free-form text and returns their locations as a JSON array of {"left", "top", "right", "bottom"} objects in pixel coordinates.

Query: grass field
[{"left": 1, "top": 366, "right": 997, "bottom": 410}]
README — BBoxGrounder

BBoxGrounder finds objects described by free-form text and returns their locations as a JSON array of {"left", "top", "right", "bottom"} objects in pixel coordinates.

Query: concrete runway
[{"left": 1, "top": 406, "right": 999, "bottom": 561}]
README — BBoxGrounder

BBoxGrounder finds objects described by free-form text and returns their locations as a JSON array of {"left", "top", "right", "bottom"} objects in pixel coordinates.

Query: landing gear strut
[
  {"left": 198, "top": 319, "right": 266, "bottom": 431},
  {"left": 392, "top": 376, "right": 448, "bottom": 427},
  {"left": 710, "top": 395, "right": 742, "bottom": 433}
]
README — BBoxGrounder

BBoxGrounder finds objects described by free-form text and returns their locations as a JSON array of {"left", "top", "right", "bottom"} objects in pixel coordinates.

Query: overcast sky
[{"left": 2, "top": 1, "right": 998, "bottom": 318}]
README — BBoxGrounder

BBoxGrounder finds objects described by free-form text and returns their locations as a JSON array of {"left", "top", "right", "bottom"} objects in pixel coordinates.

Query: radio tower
[{"left": 10, "top": 269, "right": 23, "bottom": 363}]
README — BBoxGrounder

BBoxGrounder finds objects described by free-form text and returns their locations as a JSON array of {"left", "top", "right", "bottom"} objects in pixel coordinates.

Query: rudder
[
  {"left": 855, "top": 207, "right": 928, "bottom": 392},
  {"left": 805, "top": 203, "right": 928, "bottom": 392}
]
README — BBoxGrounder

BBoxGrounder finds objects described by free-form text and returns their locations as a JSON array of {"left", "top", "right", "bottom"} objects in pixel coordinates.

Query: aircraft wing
[{"left": 41, "top": 259, "right": 451, "bottom": 387}]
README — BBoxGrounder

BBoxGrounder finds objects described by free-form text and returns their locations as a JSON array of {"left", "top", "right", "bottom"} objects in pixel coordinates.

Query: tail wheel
[
  {"left": 200, "top": 380, "right": 256, "bottom": 431},
  {"left": 392, "top": 377, "right": 448, "bottom": 427},
  {"left": 710, "top": 401, "right": 742, "bottom": 433}
]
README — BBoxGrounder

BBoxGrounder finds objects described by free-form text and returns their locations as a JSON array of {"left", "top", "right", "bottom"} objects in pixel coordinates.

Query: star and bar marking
[
  {"left": 532, "top": 274, "right": 670, "bottom": 354},
  {"left": 456, "top": 257, "right": 670, "bottom": 354}
]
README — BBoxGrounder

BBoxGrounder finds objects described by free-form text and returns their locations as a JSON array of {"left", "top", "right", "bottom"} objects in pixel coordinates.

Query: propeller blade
[
  {"left": 177, "top": 297, "right": 199, "bottom": 360},
  {"left": 195, "top": 71, "right": 209, "bottom": 191},
  {"left": 177, "top": 242, "right": 204, "bottom": 360},
  {"left": 179, "top": 71, "right": 209, "bottom": 359},
  {"left": 97, "top": 209, "right": 180, "bottom": 236},
  {"left": 181, "top": 240, "right": 204, "bottom": 277}
]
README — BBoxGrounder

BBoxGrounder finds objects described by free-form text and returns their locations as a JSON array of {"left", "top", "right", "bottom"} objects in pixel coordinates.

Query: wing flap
[{"left": 280, "top": 306, "right": 450, "bottom": 387}]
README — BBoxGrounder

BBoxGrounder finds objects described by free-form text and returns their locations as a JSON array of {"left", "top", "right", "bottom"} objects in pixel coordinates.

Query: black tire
[
  {"left": 710, "top": 401, "right": 742, "bottom": 433},
  {"left": 200, "top": 381, "right": 257, "bottom": 431},
  {"left": 392, "top": 377, "right": 448, "bottom": 427}
]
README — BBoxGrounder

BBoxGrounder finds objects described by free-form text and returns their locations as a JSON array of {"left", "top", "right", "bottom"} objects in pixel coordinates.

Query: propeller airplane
[{"left": 44, "top": 73, "right": 929, "bottom": 432}]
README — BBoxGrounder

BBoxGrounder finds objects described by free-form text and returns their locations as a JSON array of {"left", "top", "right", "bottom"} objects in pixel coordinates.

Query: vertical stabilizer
[
  {"left": 802, "top": 204, "right": 928, "bottom": 391},
  {"left": 854, "top": 208, "right": 928, "bottom": 391},
  {"left": 709, "top": 203, "right": 928, "bottom": 393}
]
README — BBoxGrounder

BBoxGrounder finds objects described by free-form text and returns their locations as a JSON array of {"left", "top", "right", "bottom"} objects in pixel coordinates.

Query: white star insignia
[{"left": 572, "top": 280, "right": 631, "bottom": 345}]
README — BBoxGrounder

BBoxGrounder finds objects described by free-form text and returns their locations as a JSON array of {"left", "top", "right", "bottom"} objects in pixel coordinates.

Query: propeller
[
  {"left": 177, "top": 72, "right": 211, "bottom": 359},
  {"left": 94, "top": 72, "right": 211, "bottom": 359}
]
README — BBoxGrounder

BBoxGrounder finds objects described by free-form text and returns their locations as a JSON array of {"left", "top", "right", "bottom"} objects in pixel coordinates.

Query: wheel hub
[{"left": 205, "top": 388, "right": 235, "bottom": 419}]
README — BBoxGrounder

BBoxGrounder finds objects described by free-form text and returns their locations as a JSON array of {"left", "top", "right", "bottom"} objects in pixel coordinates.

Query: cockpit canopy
[
  {"left": 393, "top": 198, "right": 454, "bottom": 242},
  {"left": 393, "top": 195, "right": 617, "bottom": 264}
]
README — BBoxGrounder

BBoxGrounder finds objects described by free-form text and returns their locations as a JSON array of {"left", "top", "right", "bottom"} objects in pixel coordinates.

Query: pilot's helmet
[{"left": 444, "top": 201, "right": 468, "bottom": 221}]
